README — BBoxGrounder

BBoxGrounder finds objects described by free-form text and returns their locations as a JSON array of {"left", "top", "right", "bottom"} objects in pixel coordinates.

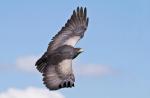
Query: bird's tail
[{"left": 35, "top": 52, "right": 48, "bottom": 73}]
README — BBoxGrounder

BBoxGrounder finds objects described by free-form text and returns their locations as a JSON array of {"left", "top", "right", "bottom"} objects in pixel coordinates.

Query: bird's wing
[
  {"left": 43, "top": 59, "right": 75, "bottom": 90},
  {"left": 47, "top": 7, "right": 89, "bottom": 52}
]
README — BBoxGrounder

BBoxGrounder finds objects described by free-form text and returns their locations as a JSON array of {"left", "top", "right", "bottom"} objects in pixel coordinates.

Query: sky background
[{"left": 0, "top": 0, "right": 150, "bottom": 98}]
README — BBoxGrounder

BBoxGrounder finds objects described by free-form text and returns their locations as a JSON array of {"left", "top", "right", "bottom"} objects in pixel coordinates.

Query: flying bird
[{"left": 35, "top": 7, "right": 89, "bottom": 90}]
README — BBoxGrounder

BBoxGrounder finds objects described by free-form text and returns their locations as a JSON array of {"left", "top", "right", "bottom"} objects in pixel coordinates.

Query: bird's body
[{"left": 35, "top": 7, "right": 89, "bottom": 90}]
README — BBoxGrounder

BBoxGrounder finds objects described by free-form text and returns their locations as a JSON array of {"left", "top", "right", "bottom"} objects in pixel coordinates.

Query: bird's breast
[{"left": 58, "top": 59, "right": 72, "bottom": 74}]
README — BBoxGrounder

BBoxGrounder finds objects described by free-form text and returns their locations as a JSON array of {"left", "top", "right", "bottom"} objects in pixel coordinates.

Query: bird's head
[
  {"left": 77, "top": 48, "right": 84, "bottom": 53},
  {"left": 73, "top": 48, "right": 84, "bottom": 59}
]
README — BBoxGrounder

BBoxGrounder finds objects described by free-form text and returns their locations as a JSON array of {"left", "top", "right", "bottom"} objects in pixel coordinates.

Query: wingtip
[
  {"left": 86, "top": 17, "right": 89, "bottom": 26},
  {"left": 77, "top": 6, "right": 79, "bottom": 13},
  {"left": 84, "top": 7, "right": 87, "bottom": 17},
  {"left": 75, "top": 6, "right": 87, "bottom": 12},
  {"left": 74, "top": 6, "right": 89, "bottom": 27},
  {"left": 84, "top": 7, "right": 87, "bottom": 12}
]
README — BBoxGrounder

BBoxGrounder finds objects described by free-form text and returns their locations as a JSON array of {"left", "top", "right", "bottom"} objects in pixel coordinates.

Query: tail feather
[{"left": 35, "top": 52, "right": 48, "bottom": 73}]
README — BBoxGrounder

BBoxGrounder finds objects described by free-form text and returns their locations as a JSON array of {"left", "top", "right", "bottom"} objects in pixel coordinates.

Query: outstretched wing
[
  {"left": 43, "top": 59, "right": 75, "bottom": 90},
  {"left": 47, "top": 7, "right": 89, "bottom": 53}
]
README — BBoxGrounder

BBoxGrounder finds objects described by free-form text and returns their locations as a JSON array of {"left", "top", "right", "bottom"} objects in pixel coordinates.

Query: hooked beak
[{"left": 78, "top": 48, "right": 84, "bottom": 53}]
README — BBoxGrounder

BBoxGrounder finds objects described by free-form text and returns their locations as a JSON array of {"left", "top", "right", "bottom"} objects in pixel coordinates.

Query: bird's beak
[{"left": 79, "top": 48, "right": 84, "bottom": 53}]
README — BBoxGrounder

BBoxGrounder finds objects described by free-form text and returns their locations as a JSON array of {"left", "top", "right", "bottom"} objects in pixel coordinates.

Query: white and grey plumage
[{"left": 35, "top": 7, "right": 89, "bottom": 90}]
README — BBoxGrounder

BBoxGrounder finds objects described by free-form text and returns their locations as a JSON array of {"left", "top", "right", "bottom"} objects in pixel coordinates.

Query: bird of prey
[{"left": 35, "top": 7, "right": 89, "bottom": 90}]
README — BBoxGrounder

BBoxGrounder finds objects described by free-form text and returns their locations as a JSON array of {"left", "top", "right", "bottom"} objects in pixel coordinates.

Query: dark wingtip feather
[
  {"left": 77, "top": 6, "right": 79, "bottom": 12},
  {"left": 73, "top": 10, "right": 76, "bottom": 15},
  {"left": 86, "top": 17, "right": 89, "bottom": 26},
  {"left": 80, "top": 7, "right": 84, "bottom": 17},
  {"left": 84, "top": 7, "right": 87, "bottom": 18}
]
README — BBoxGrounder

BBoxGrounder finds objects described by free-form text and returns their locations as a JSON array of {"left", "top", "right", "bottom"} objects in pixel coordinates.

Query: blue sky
[{"left": 0, "top": 0, "right": 150, "bottom": 98}]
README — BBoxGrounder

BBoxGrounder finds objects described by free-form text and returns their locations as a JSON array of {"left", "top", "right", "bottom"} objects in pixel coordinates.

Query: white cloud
[
  {"left": 74, "top": 64, "right": 116, "bottom": 76},
  {"left": 16, "top": 55, "right": 39, "bottom": 72},
  {"left": 15, "top": 55, "right": 116, "bottom": 76},
  {"left": 0, "top": 87, "right": 65, "bottom": 98}
]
